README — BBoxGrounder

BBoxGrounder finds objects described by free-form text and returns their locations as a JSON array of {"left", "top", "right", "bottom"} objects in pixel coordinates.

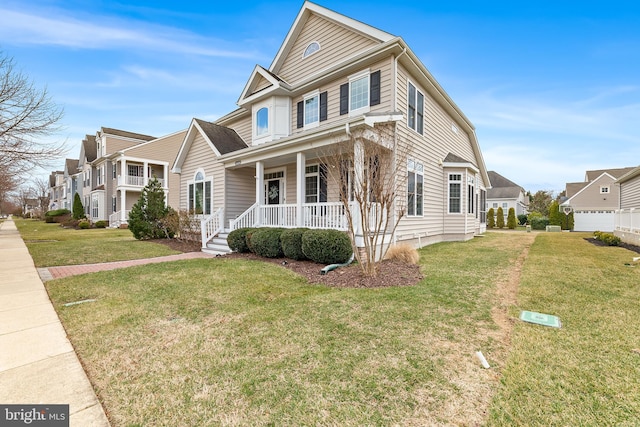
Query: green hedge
[
  {"left": 250, "top": 228, "right": 285, "bottom": 258},
  {"left": 302, "top": 229, "right": 352, "bottom": 264},
  {"left": 530, "top": 217, "right": 550, "bottom": 230},
  {"left": 280, "top": 228, "right": 309, "bottom": 260},
  {"left": 594, "top": 231, "right": 621, "bottom": 246},
  {"left": 95, "top": 220, "right": 108, "bottom": 228},
  {"left": 45, "top": 209, "right": 71, "bottom": 217},
  {"left": 227, "top": 228, "right": 255, "bottom": 253}
]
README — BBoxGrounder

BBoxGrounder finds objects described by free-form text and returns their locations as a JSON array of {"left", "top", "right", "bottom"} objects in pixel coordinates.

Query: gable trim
[
  {"left": 561, "top": 172, "right": 616, "bottom": 206},
  {"left": 172, "top": 119, "right": 222, "bottom": 173}
]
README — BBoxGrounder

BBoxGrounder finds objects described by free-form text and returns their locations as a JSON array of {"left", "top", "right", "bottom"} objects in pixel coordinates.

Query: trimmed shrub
[
  {"left": 45, "top": 209, "right": 71, "bottom": 218},
  {"left": 593, "top": 231, "right": 621, "bottom": 246},
  {"left": 384, "top": 243, "right": 419, "bottom": 265},
  {"left": 507, "top": 207, "right": 517, "bottom": 229},
  {"left": 95, "top": 220, "right": 108, "bottom": 228},
  {"left": 280, "top": 228, "right": 309, "bottom": 260},
  {"left": 302, "top": 229, "right": 352, "bottom": 264},
  {"left": 251, "top": 228, "right": 285, "bottom": 258},
  {"left": 72, "top": 193, "right": 84, "bottom": 220},
  {"left": 487, "top": 208, "right": 495, "bottom": 229},
  {"left": 227, "top": 227, "right": 255, "bottom": 253},
  {"left": 78, "top": 220, "right": 90, "bottom": 229},
  {"left": 496, "top": 207, "right": 505, "bottom": 229},
  {"left": 245, "top": 229, "right": 258, "bottom": 253},
  {"left": 530, "top": 216, "right": 550, "bottom": 230},
  {"left": 517, "top": 214, "right": 528, "bottom": 226}
]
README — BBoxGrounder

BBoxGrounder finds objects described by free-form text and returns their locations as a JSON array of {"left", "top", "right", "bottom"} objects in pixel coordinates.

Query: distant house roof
[
  {"left": 487, "top": 171, "right": 524, "bottom": 199},
  {"left": 443, "top": 152, "right": 472, "bottom": 164},
  {"left": 193, "top": 119, "right": 248, "bottom": 155},
  {"left": 565, "top": 182, "right": 589, "bottom": 198},
  {"left": 83, "top": 136, "right": 97, "bottom": 162},
  {"left": 585, "top": 167, "right": 635, "bottom": 182},
  {"left": 65, "top": 158, "right": 79, "bottom": 174},
  {"left": 100, "top": 127, "right": 156, "bottom": 141}
]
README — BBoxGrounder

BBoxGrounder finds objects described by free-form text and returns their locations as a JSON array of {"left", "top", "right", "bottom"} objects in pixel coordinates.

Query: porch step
[{"left": 203, "top": 233, "right": 232, "bottom": 255}]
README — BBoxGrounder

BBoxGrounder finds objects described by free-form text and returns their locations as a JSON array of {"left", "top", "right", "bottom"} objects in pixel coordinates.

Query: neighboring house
[
  {"left": 62, "top": 158, "right": 80, "bottom": 210},
  {"left": 486, "top": 171, "right": 528, "bottom": 220},
  {"left": 614, "top": 165, "right": 640, "bottom": 246},
  {"left": 106, "top": 129, "right": 187, "bottom": 227},
  {"left": 560, "top": 167, "right": 635, "bottom": 232},
  {"left": 23, "top": 198, "right": 42, "bottom": 218},
  {"left": 172, "top": 1, "right": 489, "bottom": 251},
  {"left": 48, "top": 171, "right": 65, "bottom": 210},
  {"left": 78, "top": 134, "right": 97, "bottom": 217}
]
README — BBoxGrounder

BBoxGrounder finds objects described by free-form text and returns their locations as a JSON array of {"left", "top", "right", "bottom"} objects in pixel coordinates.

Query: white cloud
[{"left": 0, "top": 7, "right": 257, "bottom": 59}]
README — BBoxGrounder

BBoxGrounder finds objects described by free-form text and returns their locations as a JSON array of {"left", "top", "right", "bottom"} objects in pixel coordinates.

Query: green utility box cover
[{"left": 520, "top": 310, "right": 561, "bottom": 328}]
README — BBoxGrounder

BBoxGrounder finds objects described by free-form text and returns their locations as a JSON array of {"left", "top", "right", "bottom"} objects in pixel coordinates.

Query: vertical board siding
[{"left": 278, "top": 14, "right": 378, "bottom": 84}]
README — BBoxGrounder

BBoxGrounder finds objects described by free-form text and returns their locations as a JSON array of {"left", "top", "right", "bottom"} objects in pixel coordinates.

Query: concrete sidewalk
[{"left": 0, "top": 218, "right": 110, "bottom": 426}]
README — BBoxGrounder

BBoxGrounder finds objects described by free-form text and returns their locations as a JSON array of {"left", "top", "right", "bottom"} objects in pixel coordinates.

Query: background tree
[
  {"left": 0, "top": 165, "right": 18, "bottom": 216},
  {"left": 72, "top": 192, "right": 84, "bottom": 220},
  {"left": 0, "top": 51, "right": 65, "bottom": 176},
  {"left": 548, "top": 200, "right": 562, "bottom": 226},
  {"left": 128, "top": 178, "right": 175, "bottom": 240},
  {"left": 507, "top": 207, "right": 517, "bottom": 229},
  {"left": 528, "top": 190, "right": 554, "bottom": 216},
  {"left": 487, "top": 207, "right": 495, "bottom": 228},
  {"left": 322, "top": 123, "right": 411, "bottom": 277},
  {"left": 31, "top": 176, "right": 50, "bottom": 216},
  {"left": 496, "top": 206, "right": 505, "bottom": 228}
]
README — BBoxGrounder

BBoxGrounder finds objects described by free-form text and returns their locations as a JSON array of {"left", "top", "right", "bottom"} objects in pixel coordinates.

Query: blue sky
[{"left": 1, "top": 0, "right": 639, "bottom": 192}]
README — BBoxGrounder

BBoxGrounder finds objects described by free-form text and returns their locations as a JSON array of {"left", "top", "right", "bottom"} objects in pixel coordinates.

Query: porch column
[
  {"left": 296, "top": 152, "right": 305, "bottom": 227},
  {"left": 143, "top": 161, "right": 149, "bottom": 186},
  {"left": 353, "top": 140, "right": 364, "bottom": 246},
  {"left": 163, "top": 164, "right": 168, "bottom": 188},
  {"left": 256, "top": 161, "right": 264, "bottom": 226},
  {"left": 120, "top": 189, "right": 126, "bottom": 223}
]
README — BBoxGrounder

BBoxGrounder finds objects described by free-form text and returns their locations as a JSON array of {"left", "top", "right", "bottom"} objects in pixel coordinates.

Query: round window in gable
[{"left": 303, "top": 41, "right": 320, "bottom": 58}]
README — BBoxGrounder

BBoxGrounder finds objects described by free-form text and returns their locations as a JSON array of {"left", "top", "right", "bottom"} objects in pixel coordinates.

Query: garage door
[{"left": 573, "top": 211, "right": 615, "bottom": 232}]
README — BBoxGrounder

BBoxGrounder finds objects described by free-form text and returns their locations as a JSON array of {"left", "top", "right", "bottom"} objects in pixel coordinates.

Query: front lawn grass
[
  {"left": 14, "top": 218, "right": 180, "bottom": 267},
  {"left": 487, "top": 232, "right": 640, "bottom": 426},
  {"left": 46, "top": 232, "right": 534, "bottom": 426}
]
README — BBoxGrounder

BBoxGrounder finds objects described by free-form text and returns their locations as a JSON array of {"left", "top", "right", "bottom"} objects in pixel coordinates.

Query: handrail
[
  {"left": 229, "top": 202, "right": 259, "bottom": 231},
  {"left": 201, "top": 207, "right": 224, "bottom": 248}
]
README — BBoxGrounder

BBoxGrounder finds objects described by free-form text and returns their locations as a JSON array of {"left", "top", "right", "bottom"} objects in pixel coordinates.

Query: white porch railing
[
  {"left": 227, "top": 201, "right": 387, "bottom": 233},
  {"left": 117, "top": 175, "right": 165, "bottom": 187},
  {"left": 201, "top": 207, "right": 225, "bottom": 248},
  {"left": 108, "top": 210, "right": 130, "bottom": 227},
  {"left": 614, "top": 208, "right": 640, "bottom": 233}
]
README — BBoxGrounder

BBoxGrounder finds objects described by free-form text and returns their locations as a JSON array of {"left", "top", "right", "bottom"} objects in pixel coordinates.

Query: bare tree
[
  {"left": 322, "top": 122, "right": 411, "bottom": 277},
  {"left": 32, "top": 176, "right": 51, "bottom": 217},
  {"left": 0, "top": 51, "right": 65, "bottom": 175},
  {"left": 0, "top": 164, "right": 18, "bottom": 216}
]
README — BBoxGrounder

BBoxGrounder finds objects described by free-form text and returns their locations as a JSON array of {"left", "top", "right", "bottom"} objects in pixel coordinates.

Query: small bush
[
  {"left": 496, "top": 207, "right": 505, "bottom": 229},
  {"left": 251, "top": 228, "right": 284, "bottom": 258},
  {"left": 45, "top": 209, "right": 71, "bottom": 218},
  {"left": 78, "top": 220, "right": 90, "bottom": 229},
  {"left": 530, "top": 217, "right": 550, "bottom": 230},
  {"left": 593, "top": 231, "right": 621, "bottom": 246},
  {"left": 281, "top": 228, "right": 309, "bottom": 260},
  {"left": 95, "top": 220, "right": 108, "bottom": 228},
  {"left": 517, "top": 214, "right": 528, "bottom": 226},
  {"left": 487, "top": 208, "right": 495, "bottom": 229},
  {"left": 507, "top": 207, "right": 517, "bottom": 229},
  {"left": 385, "top": 243, "right": 419, "bottom": 264},
  {"left": 227, "top": 228, "right": 255, "bottom": 253},
  {"left": 302, "top": 229, "right": 352, "bottom": 264}
]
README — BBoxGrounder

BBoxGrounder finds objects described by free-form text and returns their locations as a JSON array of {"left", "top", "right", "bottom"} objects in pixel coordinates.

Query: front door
[{"left": 266, "top": 179, "right": 282, "bottom": 205}]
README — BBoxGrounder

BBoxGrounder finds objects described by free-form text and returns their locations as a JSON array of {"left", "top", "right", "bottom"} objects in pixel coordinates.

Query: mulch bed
[
  {"left": 151, "top": 238, "right": 422, "bottom": 288},
  {"left": 583, "top": 237, "right": 640, "bottom": 254}
]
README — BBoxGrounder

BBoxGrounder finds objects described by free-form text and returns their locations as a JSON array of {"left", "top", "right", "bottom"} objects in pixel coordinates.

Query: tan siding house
[
  {"left": 172, "top": 2, "right": 489, "bottom": 251},
  {"left": 614, "top": 166, "right": 640, "bottom": 245}
]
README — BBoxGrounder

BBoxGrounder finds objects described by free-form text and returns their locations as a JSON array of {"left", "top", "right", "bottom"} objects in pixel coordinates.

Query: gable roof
[
  {"left": 486, "top": 171, "right": 524, "bottom": 199},
  {"left": 561, "top": 173, "right": 618, "bottom": 206},
  {"left": 64, "top": 158, "right": 79, "bottom": 175},
  {"left": 585, "top": 167, "right": 635, "bottom": 181},
  {"left": 238, "top": 65, "right": 291, "bottom": 106},
  {"left": 269, "top": 1, "right": 395, "bottom": 74},
  {"left": 172, "top": 118, "right": 248, "bottom": 172},
  {"left": 82, "top": 136, "right": 97, "bottom": 162},
  {"left": 565, "top": 182, "right": 589, "bottom": 198}
]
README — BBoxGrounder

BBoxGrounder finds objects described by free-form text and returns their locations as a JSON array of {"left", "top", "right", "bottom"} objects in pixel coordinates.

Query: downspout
[{"left": 393, "top": 48, "right": 408, "bottom": 112}]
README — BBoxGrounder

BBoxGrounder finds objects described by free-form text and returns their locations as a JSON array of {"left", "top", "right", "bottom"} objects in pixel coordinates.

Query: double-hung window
[
  {"left": 408, "top": 82, "right": 424, "bottom": 134},
  {"left": 340, "top": 70, "right": 381, "bottom": 116},
  {"left": 407, "top": 159, "right": 424, "bottom": 216},
  {"left": 305, "top": 164, "right": 327, "bottom": 203},
  {"left": 448, "top": 174, "right": 462, "bottom": 213},
  {"left": 297, "top": 91, "right": 327, "bottom": 129}
]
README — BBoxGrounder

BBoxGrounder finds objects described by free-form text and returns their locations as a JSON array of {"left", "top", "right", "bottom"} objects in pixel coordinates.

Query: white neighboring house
[
  {"left": 614, "top": 165, "right": 640, "bottom": 246},
  {"left": 486, "top": 171, "right": 528, "bottom": 221},
  {"left": 560, "top": 167, "right": 635, "bottom": 232}
]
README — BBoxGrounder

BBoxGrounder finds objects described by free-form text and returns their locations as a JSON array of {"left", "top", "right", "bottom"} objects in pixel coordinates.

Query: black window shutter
[
  {"left": 370, "top": 70, "right": 381, "bottom": 106},
  {"left": 319, "top": 91, "right": 328, "bottom": 121},
  {"left": 339, "top": 83, "right": 349, "bottom": 115},
  {"left": 296, "top": 101, "right": 304, "bottom": 128}
]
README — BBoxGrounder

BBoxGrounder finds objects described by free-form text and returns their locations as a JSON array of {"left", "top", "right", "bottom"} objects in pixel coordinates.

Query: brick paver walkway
[{"left": 39, "top": 252, "right": 216, "bottom": 281}]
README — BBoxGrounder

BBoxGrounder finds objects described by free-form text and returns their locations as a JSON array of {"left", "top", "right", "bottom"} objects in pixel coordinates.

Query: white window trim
[
  {"left": 302, "top": 41, "right": 321, "bottom": 58},
  {"left": 448, "top": 173, "right": 462, "bottom": 214},
  {"left": 303, "top": 90, "right": 320, "bottom": 129},
  {"left": 187, "top": 168, "right": 213, "bottom": 215},
  {"left": 407, "top": 80, "right": 425, "bottom": 135},
  {"left": 264, "top": 167, "right": 286, "bottom": 204},
  {"left": 600, "top": 186, "right": 610, "bottom": 194},
  {"left": 348, "top": 69, "right": 371, "bottom": 117},
  {"left": 407, "top": 159, "right": 424, "bottom": 217},
  {"left": 255, "top": 107, "right": 269, "bottom": 137}
]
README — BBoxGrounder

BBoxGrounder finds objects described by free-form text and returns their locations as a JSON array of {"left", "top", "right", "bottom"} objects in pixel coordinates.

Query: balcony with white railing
[{"left": 117, "top": 175, "right": 165, "bottom": 188}]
